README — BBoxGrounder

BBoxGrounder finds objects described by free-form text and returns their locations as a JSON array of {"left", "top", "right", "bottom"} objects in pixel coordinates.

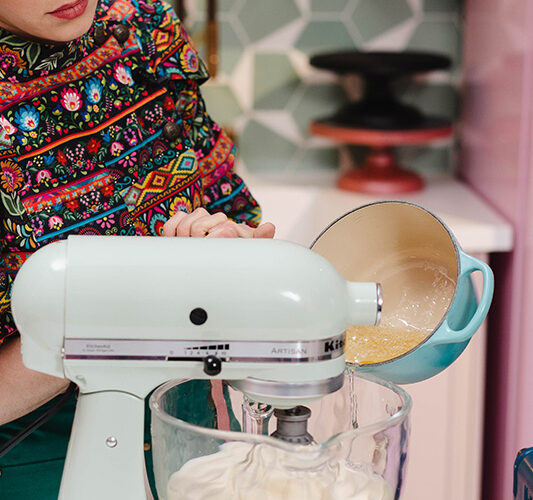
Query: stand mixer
[{"left": 10, "top": 235, "right": 382, "bottom": 500}]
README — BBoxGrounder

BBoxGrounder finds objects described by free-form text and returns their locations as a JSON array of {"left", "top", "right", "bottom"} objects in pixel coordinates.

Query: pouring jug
[{"left": 311, "top": 201, "right": 494, "bottom": 384}]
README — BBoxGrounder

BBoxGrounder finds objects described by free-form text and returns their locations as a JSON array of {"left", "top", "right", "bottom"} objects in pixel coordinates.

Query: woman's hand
[{"left": 162, "top": 208, "right": 275, "bottom": 238}]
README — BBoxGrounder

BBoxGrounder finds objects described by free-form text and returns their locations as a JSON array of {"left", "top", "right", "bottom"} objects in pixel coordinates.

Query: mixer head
[{"left": 11, "top": 235, "right": 382, "bottom": 408}]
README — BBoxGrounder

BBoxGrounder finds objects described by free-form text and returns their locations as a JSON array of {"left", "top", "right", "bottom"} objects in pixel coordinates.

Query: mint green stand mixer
[{"left": 9, "top": 201, "right": 493, "bottom": 500}]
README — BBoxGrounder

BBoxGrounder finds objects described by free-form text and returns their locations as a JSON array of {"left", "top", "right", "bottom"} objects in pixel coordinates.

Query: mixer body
[{"left": 10, "top": 236, "right": 381, "bottom": 500}]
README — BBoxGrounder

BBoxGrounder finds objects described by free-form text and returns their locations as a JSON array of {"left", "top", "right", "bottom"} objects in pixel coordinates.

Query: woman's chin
[{"left": 43, "top": 16, "right": 95, "bottom": 43}]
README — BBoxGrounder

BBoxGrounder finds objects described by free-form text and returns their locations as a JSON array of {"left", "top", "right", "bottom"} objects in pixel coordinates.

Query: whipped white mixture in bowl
[{"left": 166, "top": 441, "right": 394, "bottom": 500}]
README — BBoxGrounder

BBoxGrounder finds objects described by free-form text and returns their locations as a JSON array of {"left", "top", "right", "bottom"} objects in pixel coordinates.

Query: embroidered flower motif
[
  {"left": 220, "top": 182, "right": 231, "bottom": 196},
  {"left": 118, "top": 151, "right": 137, "bottom": 168},
  {"left": 4, "top": 253, "right": 21, "bottom": 271},
  {"left": 65, "top": 143, "right": 87, "bottom": 168},
  {"left": 149, "top": 212, "right": 167, "bottom": 236},
  {"left": 169, "top": 196, "right": 192, "bottom": 216},
  {"left": 133, "top": 220, "right": 150, "bottom": 237},
  {"left": 102, "top": 184, "right": 114, "bottom": 197},
  {"left": 0, "top": 115, "right": 16, "bottom": 135},
  {"left": 85, "top": 77, "right": 103, "bottom": 104},
  {"left": 180, "top": 45, "right": 199, "bottom": 72},
  {"left": 142, "top": 104, "right": 164, "bottom": 124},
  {"left": 48, "top": 215, "right": 63, "bottom": 230},
  {"left": 66, "top": 199, "right": 79, "bottom": 211},
  {"left": 0, "top": 45, "right": 25, "bottom": 71},
  {"left": 114, "top": 63, "right": 133, "bottom": 86},
  {"left": 14, "top": 104, "right": 40, "bottom": 131},
  {"left": 123, "top": 127, "right": 139, "bottom": 146},
  {"left": 30, "top": 217, "right": 44, "bottom": 238},
  {"left": 0, "top": 127, "right": 10, "bottom": 148},
  {"left": 57, "top": 150, "right": 67, "bottom": 166},
  {"left": 61, "top": 88, "right": 82, "bottom": 112},
  {"left": 19, "top": 171, "right": 31, "bottom": 197},
  {"left": 163, "top": 95, "right": 174, "bottom": 111},
  {"left": 96, "top": 213, "right": 115, "bottom": 229},
  {"left": 43, "top": 154, "right": 55, "bottom": 166},
  {"left": 79, "top": 190, "right": 101, "bottom": 212},
  {"left": 110, "top": 141, "right": 124, "bottom": 156},
  {"left": 86, "top": 138, "right": 101, "bottom": 154},
  {"left": 36, "top": 169, "right": 52, "bottom": 184},
  {"left": 0, "top": 159, "right": 22, "bottom": 192}
]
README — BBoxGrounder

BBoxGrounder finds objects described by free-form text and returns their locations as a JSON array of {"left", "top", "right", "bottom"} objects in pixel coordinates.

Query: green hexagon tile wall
[{"left": 170, "top": 0, "right": 462, "bottom": 177}]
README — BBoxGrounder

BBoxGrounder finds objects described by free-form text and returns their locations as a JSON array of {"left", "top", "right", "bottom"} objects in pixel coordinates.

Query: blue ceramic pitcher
[{"left": 311, "top": 201, "right": 494, "bottom": 384}]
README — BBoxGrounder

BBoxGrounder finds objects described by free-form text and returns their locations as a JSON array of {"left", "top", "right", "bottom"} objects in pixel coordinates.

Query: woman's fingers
[
  {"left": 162, "top": 208, "right": 226, "bottom": 237},
  {"left": 175, "top": 208, "right": 210, "bottom": 237},
  {"left": 163, "top": 208, "right": 275, "bottom": 239},
  {"left": 189, "top": 212, "right": 228, "bottom": 237},
  {"left": 162, "top": 211, "right": 188, "bottom": 237},
  {"left": 253, "top": 222, "right": 276, "bottom": 239},
  {"left": 206, "top": 220, "right": 250, "bottom": 238},
  {"left": 206, "top": 221, "right": 276, "bottom": 239}
]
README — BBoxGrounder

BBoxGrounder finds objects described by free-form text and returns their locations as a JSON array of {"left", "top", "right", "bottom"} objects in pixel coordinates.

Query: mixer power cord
[{"left": 0, "top": 382, "right": 77, "bottom": 458}]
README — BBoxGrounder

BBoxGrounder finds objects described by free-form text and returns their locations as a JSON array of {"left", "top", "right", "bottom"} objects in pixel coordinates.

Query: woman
[{"left": 0, "top": 0, "right": 274, "bottom": 497}]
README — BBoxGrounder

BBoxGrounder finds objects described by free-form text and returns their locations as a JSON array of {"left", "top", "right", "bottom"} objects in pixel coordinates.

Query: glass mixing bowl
[{"left": 149, "top": 368, "right": 411, "bottom": 500}]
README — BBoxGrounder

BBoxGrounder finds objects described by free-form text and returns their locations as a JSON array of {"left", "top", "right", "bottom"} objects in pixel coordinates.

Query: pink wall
[{"left": 462, "top": 0, "right": 533, "bottom": 498}]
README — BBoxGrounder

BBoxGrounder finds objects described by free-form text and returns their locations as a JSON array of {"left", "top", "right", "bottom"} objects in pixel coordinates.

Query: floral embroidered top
[{"left": 0, "top": 0, "right": 261, "bottom": 342}]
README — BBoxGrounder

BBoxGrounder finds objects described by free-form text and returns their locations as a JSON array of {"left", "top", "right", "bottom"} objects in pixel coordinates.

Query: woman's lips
[{"left": 49, "top": 0, "right": 89, "bottom": 20}]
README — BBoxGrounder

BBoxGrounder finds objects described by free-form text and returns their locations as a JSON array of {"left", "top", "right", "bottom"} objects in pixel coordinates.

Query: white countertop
[{"left": 246, "top": 174, "right": 514, "bottom": 254}]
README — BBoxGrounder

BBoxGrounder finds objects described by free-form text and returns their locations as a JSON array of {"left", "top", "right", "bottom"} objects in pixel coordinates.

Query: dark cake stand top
[
  {"left": 309, "top": 50, "right": 451, "bottom": 77},
  {"left": 309, "top": 50, "right": 452, "bottom": 130}
]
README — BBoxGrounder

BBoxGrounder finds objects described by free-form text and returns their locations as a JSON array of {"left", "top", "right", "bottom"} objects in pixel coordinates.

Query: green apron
[
  {"left": 0, "top": 394, "right": 155, "bottom": 500},
  {"left": 0, "top": 381, "right": 237, "bottom": 499},
  {"left": 0, "top": 394, "right": 77, "bottom": 499}
]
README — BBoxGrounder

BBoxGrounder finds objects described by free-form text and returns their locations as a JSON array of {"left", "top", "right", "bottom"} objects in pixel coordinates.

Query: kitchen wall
[
  {"left": 176, "top": 0, "right": 462, "bottom": 178},
  {"left": 462, "top": 1, "right": 533, "bottom": 498}
]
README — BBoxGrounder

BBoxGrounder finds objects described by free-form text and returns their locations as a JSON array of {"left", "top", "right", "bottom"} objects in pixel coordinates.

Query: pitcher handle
[{"left": 432, "top": 252, "right": 494, "bottom": 345}]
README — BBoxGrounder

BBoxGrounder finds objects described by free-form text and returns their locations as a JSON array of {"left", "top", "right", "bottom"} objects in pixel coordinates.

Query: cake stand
[{"left": 309, "top": 51, "right": 453, "bottom": 194}]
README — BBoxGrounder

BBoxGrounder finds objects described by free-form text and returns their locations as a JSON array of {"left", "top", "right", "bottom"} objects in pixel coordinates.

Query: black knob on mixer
[{"left": 203, "top": 355, "right": 222, "bottom": 376}]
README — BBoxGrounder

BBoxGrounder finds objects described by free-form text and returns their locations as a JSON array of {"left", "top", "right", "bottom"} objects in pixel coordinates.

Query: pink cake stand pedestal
[{"left": 310, "top": 120, "right": 453, "bottom": 194}]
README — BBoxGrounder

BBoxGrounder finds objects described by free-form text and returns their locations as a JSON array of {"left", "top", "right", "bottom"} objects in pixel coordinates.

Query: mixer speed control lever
[{"left": 203, "top": 355, "right": 222, "bottom": 376}]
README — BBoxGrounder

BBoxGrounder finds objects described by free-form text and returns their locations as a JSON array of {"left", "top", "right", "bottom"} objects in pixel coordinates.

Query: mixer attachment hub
[{"left": 271, "top": 406, "right": 314, "bottom": 445}]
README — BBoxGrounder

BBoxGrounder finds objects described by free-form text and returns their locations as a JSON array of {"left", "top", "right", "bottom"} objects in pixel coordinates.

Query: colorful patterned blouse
[{"left": 0, "top": 0, "right": 261, "bottom": 342}]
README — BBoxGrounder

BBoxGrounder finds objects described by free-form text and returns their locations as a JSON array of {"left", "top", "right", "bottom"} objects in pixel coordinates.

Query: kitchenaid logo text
[{"left": 324, "top": 338, "right": 344, "bottom": 353}]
